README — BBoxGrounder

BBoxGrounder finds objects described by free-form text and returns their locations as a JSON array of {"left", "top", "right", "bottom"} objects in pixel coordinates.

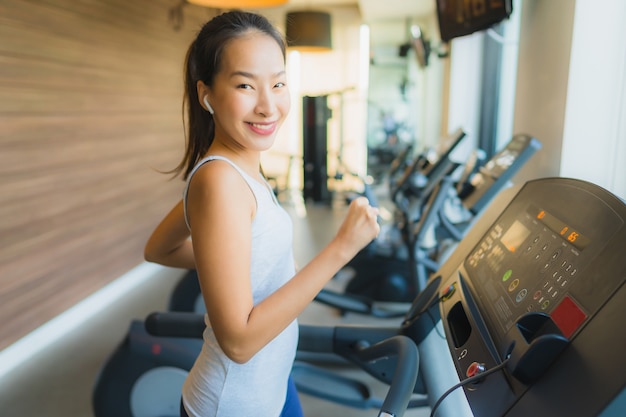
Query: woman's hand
[{"left": 332, "top": 196, "right": 380, "bottom": 262}]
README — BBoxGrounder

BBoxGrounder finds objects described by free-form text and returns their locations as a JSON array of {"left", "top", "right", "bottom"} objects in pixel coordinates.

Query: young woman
[{"left": 144, "top": 10, "right": 380, "bottom": 417}]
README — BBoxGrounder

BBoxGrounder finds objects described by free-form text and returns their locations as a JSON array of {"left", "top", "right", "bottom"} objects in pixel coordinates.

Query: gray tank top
[{"left": 181, "top": 156, "right": 298, "bottom": 417}]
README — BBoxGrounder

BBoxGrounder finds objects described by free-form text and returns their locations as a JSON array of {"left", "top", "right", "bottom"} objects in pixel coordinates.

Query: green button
[{"left": 502, "top": 269, "right": 513, "bottom": 282}]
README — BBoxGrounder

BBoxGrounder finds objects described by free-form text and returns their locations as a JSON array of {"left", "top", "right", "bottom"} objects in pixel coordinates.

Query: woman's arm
[
  {"left": 144, "top": 199, "right": 196, "bottom": 270},
  {"left": 188, "top": 161, "right": 379, "bottom": 364}
]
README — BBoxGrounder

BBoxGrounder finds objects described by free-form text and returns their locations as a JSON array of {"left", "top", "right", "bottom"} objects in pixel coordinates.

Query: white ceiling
[{"left": 358, "top": 0, "right": 434, "bottom": 22}]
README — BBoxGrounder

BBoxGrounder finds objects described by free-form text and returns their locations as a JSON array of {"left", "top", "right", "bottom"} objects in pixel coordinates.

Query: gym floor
[{"left": 0, "top": 190, "right": 431, "bottom": 417}]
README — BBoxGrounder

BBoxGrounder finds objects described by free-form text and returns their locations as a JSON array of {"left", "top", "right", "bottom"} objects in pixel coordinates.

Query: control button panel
[{"left": 465, "top": 208, "right": 582, "bottom": 334}]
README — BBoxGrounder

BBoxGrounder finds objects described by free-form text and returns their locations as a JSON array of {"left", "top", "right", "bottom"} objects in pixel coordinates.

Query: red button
[
  {"left": 441, "top": 283, "right": 456, "bottom": 301},
  {"left": 466, "top": 361, "right": 486, "bottom": 378}
]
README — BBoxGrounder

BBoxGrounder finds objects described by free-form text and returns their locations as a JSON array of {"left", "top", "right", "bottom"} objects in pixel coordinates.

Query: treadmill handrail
[
  {"left": 355, "top": 335, "right": 419, "bottom": 417},
  {"left": 145, "top": 311, "right": 205, "bottom": 339}
]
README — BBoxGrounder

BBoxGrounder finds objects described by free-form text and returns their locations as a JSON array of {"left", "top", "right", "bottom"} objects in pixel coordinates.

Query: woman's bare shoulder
[{"left": 187, "top": 159, "right": 255, "bottom": 216}]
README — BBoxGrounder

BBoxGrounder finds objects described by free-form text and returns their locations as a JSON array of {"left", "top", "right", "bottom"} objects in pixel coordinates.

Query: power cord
[{"left": 429, "top": 357, "right": 511, "bottom": 417}]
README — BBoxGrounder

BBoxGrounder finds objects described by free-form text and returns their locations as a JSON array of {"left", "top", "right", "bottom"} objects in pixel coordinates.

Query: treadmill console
[
  {"left": 462, "top": 134, "right": 542, "bottom": 215},
  {"left": 437, "top": 178, "right": 626, "bottom": 416}
]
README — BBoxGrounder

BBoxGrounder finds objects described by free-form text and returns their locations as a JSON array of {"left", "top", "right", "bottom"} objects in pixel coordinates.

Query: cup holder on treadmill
[{"left": 447, "top": 301, "right": 472, "bottom": 348}]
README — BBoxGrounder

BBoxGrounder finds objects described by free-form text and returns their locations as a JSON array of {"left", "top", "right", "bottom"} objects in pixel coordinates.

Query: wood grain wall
[{"left": 0, "top": 0, "right": 217, "bottom": 350}]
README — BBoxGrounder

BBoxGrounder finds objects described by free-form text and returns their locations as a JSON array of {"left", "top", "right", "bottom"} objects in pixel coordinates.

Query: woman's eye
[
  {"left": 275, "top": 82, "right": 286, "bottom": 88},
  {"left": 238, "top": 84, "right": 252, "bottom": 89}
]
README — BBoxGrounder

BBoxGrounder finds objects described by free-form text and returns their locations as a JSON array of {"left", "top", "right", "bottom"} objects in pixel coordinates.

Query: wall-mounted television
[{"left": 436, "top": 0, "right": 513, "bottom": 42}]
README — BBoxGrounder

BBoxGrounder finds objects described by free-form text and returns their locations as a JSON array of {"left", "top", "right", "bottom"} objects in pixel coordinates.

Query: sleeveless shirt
[{"left": 181, "top": 156, "right": 299, "bottom": 417}]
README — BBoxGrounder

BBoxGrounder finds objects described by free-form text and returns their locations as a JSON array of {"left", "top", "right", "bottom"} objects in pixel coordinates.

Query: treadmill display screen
[
  {"left": 501, "top": 220, "right": 531, "bottom": 253},
  {"left": 529, "top": 205, "right": 591, "bottom": 250}
]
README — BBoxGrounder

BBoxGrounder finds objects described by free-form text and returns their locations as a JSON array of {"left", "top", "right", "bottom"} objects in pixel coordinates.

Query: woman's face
[{"left": 206, "top": 31, "right": 290, "bottom": 153}]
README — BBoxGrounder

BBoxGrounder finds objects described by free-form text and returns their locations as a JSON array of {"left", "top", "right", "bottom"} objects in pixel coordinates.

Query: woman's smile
[{"left": 247, "top": 121, "right": 278, "bottom": 135}]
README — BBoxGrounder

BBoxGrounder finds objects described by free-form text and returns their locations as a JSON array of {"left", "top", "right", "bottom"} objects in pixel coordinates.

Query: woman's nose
[{"left": 255, "top": 89, "right": 278, "bottom": 117}]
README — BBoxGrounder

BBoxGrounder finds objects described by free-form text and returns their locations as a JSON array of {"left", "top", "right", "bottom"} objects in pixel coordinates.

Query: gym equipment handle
[
  {"left": 145, "top": 311, "right": 205, "bottom": 338},
  {"left": 315, "top": 289, "right": 408, "bottom": 318},
  {"left": 355, "top": 335, "right": 419, "bottom": 417}
]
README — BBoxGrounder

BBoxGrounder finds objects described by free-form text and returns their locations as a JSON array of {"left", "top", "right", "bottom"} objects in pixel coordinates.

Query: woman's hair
[{"left": 173, "top": 11, "right": 286, "bottom": 180}]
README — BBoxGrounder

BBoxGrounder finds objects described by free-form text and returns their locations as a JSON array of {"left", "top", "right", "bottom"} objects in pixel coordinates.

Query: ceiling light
[{"left": 286, "top": 11, "right": 332, "bottom": 52}]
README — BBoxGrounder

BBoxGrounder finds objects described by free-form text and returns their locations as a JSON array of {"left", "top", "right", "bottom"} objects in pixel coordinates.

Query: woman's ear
[{"left": 197, "top": 81, "right": 214, "bottom": 114}]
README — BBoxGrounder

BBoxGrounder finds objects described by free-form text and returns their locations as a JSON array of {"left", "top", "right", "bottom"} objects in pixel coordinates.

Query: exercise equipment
[
  {"left": 420, "top": 177, "right": 626, "bottom": 416},
  {"left": 92, "top": 309, "right": 425, "bottom": 417},
  {"left": 149, "top": 312, "right": 424, "bottom": 417},
  {"left": 318, "top": 128, "right": 470, "bottom": 306},
  {"left": 167, "top": 269, "right": 203, "bottom": 313},
  {"left": 328, "top": 134, "right": 541, "bottom": 305},
  {"left": 310, "top": 177, "right": 626, "bottom": 416},
  {"left": 92, "top": 320, "right": 202, "bottom": 417}
]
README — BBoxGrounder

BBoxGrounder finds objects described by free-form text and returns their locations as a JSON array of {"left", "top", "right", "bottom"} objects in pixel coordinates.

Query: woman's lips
[{"left": 247, "top": 121, "right": 277, "bottom": 135}]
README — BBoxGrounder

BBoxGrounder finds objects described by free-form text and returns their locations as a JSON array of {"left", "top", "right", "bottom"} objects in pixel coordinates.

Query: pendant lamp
[
  {"left": 187, "top": 0, "right": 288, "bottom": 8},
  {"left": 286, "top": 11, "right": 332, "bottom": 52}
]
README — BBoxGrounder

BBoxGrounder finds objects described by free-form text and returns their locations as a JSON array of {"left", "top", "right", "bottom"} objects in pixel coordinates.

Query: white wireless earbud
[{"left": 203, "top": 96, "right": 214, "bottom": 115}]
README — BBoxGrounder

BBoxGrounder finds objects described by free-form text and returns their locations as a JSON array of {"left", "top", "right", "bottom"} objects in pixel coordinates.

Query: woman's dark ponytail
[{"left": 179, "top": 40, "right": 215, "bottom": 180}]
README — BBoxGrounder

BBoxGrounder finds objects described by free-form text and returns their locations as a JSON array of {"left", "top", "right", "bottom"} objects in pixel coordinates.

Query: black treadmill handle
[
  {"left": 355, "top": 335, "right": 419, "bottom": 417},
  {"left": 315, "top": 288, "right": 373, "bottom": 314},
  {"left": 315, "top": 289, "right": 407, "bottom": 318},
  {"left": 145, "top": 311, "right": 205, "bottom": 339}
]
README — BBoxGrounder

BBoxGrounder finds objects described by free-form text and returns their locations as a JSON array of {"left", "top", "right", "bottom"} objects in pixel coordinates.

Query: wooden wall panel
[{"left": 0, "top": 0, "right": 217, "bottom": 349}]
